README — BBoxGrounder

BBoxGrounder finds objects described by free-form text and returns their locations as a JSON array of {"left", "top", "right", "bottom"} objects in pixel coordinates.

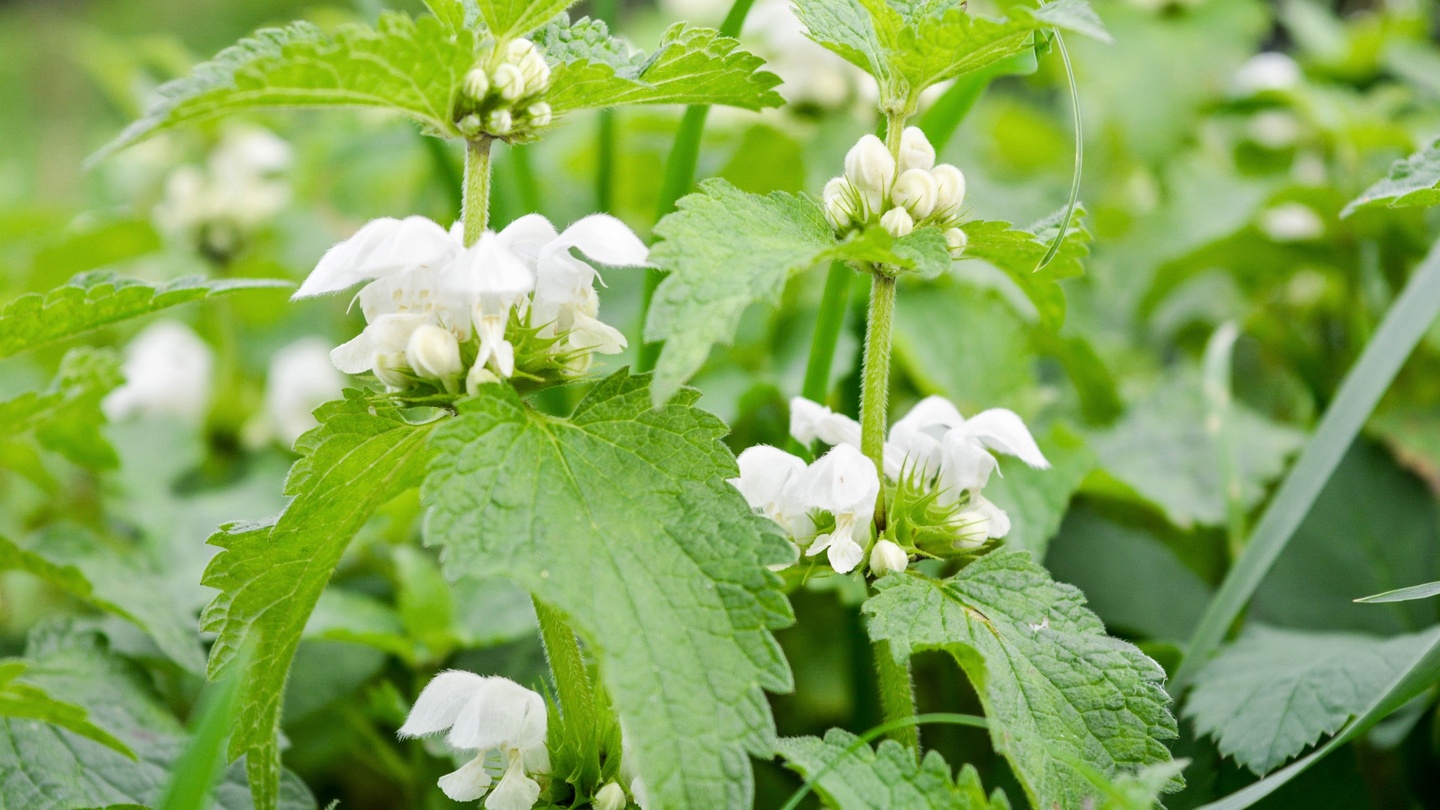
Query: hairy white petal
[
  {"left": 959, "top": 409, "right": 1049, "bottom": 468},
  {"left": 438, "top": 755, "right": 495, "bottom": 802},
  {"left": 398, "top": 669, "right": 489, "bottom": 738}
]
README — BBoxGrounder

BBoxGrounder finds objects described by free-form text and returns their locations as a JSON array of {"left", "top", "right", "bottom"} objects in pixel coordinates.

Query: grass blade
[
  {"left": 1356, "top": 581, "right": 1440, "bottom": 604},
  {"left": 1174, "top": 237, "right": 1440, "bottom": 693},
  {"left": 156, "top": 652, "right": 248, "bottom": 810}
]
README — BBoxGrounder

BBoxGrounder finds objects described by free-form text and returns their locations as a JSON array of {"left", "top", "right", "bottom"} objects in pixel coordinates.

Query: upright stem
[
  {"left": 861, "top": 110, "right": 918, "bottom": 758},
  {"left": 462, "top": 138, "right": 493, "bottom": 247},
  {"left": 801, "top": 263, "right": 854, "bottom": 403},
  {"left": 534, "top": 600, "right": 603, "bottom": 783}
]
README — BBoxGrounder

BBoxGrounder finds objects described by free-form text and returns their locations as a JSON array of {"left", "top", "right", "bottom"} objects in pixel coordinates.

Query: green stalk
[
  {"left": 535, "top": 599, "right": 604, "bottom": 784},
  {"left": 461, "top": 138, "right": 493, "bottom": 247},
  {"left": 800, "top": 264, "right": 854, "bottom": 402}
]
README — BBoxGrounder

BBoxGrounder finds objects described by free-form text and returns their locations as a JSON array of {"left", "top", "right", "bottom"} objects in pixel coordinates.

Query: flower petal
[
  {"left": 398, "top": 669, "right": 488, "bottom": 738},
  {"left": 446, "top": 677, "right": 547, "bottom": 752},
  {"left": 826, "top": 535, "right": 865, "bottom": 574},
  {"left": 730, "top": 445, "right": 808, "bottom": 511},
  {"left": 960, "top": 409, "right": 1049, "bottom": 468},
  {"left": 485, "top": 760, "right": 541, "bottom": 810},
  {"left": 796, "top": 443, "right": 879, "bottom": 515},
  {"left": 295, "top": 217, "right": 456, "bottom": 299},
  {"left": 542, "top": 214, "right": 650, "bottom": 269},
  {"left": 437, "top": 755, "right": 495, "bottom": 802},
  {"left": 497, "top": 213, "right": 559, "bottom": 259}
]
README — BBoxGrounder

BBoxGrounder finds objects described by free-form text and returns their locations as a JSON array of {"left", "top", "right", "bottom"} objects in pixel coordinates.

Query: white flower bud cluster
[
  {"left": 292, "top": 213, "right": 650, "bottom": 393},
  {"left": 728, "top": 395, "right": 1051, "bottom": 574},
  {"left": 822, "top": 128, "right": 969, "bottom": 257},
  {"left": 458, "top": 38, "right": 554, "bottom": 139}
]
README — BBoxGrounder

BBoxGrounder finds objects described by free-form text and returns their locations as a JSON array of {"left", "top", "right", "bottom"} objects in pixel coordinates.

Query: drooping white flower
[
  {"left": 329, "top": 312, "right": 433, "bottom": 388},
  {"left": 789, "top": 397, "right": 862, "bottom": 448},
  {"left": 446, "top": 231, "right": 536, "bottom": 377},
  {"left": 398, "top": 671, "right": 549, "bottom": 809},
  {"left": 729, "top": 445, "right": 815, "bottom": 540},
  {"left": 937, "top": 409, "right": 1049, "bottom": 497},
  {"left": 794, "top": 444, "right": 879, "bottom": 574},
  {"left": 295, "top": 216, "right": 464, "bottom": 328},
  {"left": 885, "top": 395, "right": 965, "bottom": 480},
  {"left": 103, "top": 321, "right": 214, "bottom": 425},
  {"left": 869, "top": 539, "right": 908, "bottom": 576},
  {"left": 262, "top": 337, "right": 346, "bottom": 447}
]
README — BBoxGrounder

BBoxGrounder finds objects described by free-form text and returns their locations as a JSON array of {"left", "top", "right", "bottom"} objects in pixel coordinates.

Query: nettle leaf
[
  {"left": 0, "top": 530, "right": 207, "bottom": 674},
  {"left": 1091, "top": 371, "right": 1305, "bottom": 529},
  {"left": 0, "top": 660, "right": 134, "bottom": 760},
  {"left": 794, "top": 0, "right": 1108, "bottom": 110},
  {"left": 646, "top": 180, "right": 943, "bottom": 405},
  {"left": 779, "top": 728, "right": 1009, "bottom": 809},
  {"left": 1186, "top": 625, "right": 1440, "bottom": 775},
  {"left": 0, "top": 272, "right": 289, "bottom": 359},
  {"left": 962, "top": 207, "right": 1092, "bottom": 330},
  {"left": 94, "top": 13, "right": 484, "bottom": 161},
  {"left": 423, "top": 370, "right": 794, "bottom": 810},
  {"left": 0, "top": 347, "right": 122, "bottom": 469},
  {"left": 547, "top": 23, "right": 783, "bottom": 114},
  {"left": 532, "top": 16, "right": 646, "bottom": 71},
  {"left": 201, "top": 392, "right": 434, "bottom": 810},
  {"left": 864, "top": 552, "right": 1181, "bottom": 808},
  {"left": 1341, "top": 137, "right": 1440, "bottom": 217},
  {"left": 477, "top": 0, "right": 578, "bottom": 39},
  {"left": 0, "top": 626, "right": 315, "bottom": 810}
]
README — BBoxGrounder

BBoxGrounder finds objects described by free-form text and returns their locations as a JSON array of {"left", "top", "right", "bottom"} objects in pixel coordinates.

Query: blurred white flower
[
  {"left": 1258, "top": 203, "right": 1324, "bottom": 243},
  {"left": 153, "top": 126, "right": 292, "bottom": 257},
  {"left": 1232, "top": 52, "right": 1302, "bottom": 97},
  {"left": 398, "top": 671, "right": 549, "bottom": 809},
  {"left": 262, "top": 337, "right": 346, "bottom": 447},
  {"left": 103, "top": 321, "right": 213, "bottom": 425}
]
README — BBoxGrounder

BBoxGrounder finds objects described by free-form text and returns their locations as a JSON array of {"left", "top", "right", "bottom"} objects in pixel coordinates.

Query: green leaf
[
  {"left": 1340, "top": 137, "right": 1440, "bottom": 218},
  {"left": 476, "top": 0, "right": 578, "bottom": 39},
  {"left": 93, "top": 13, "right": 484, "bottom": 162},
  {"left": 863, "top": 552, "right": 1181, "bottom": 808},
  {"left": 1356, "top": 581, "right": 1440, "bottom": 604},
  {"left": 0, "top": 626, "right": 315, "bottom": 810},
  {"left": 0, "top": 272, "right": 289, "bottom": 359},
  {"left": 548, "top": 23, "right": 783, "bottom": 114},
  {"left": 962, "top": 207, "right": 1092, "bottom": 330},
  {"left": 0, "top": 347, "right": 123, "bottom": 469},
  {"left": 794, "top": 0, "right": 1108, "bottom": 110},
  {"left": 980, "top": 425, "right": 1094, "bottom": 559},
  {"left": 0, "top": 660, "right": 135, "bottom": 760},
  {"left": 423, "top": 370, "right": 794, "bottom": 810},
  {"left": 201, "top": 392, "right": 434, "bottom": 810},
  {"left": 779, "top": 728, "right": 1009, "bottom": 809},
  {"left": 1091, "top": 371, "right": 1305, "bottom": 529},
  {"left": 1175, "top": 239, "right": 1440, "bottom": 693},
  {"left": 531, "top": 16, "right": 646, "bottom": 71},
  {"left": 1185, "top": 625, "right": 1440, "bottom": 776}
]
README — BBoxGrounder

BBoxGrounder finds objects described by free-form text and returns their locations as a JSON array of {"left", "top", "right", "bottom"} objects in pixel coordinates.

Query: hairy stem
[
  {"left": 461, "top": 138, "right": 493, "bottom": 247},
  {"left": 534, "top": 599, "right": 603, "bottom": 783},
  {"left": 873, "top": 638, "right": 922, "bottom": 757}
]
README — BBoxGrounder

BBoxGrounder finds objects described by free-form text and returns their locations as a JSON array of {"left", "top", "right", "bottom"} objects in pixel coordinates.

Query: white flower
[
  {"left": 406, "top": 323, "right": 464, "bottom": 384},
  {"left": 844, "top": 134, "right": 896, "bottom": 195},
  {"left": 153, "top": 126, "right": 292, "bottom": 253},
  {"left": 896, "top": 127, "right": 936, "bottom": 175},
  {"left": 937, "top": 409, "right": 1049, "bottom": 497},
  {"left": 447, "top": 231, "right": 535, "bottom": 377},
  {"left": 892, "top": 169, "right": 939, "bottom": 220},
  {"left": 869, "top": 539, "right": 908, "bottom": 576},
  {"left": 595, "top": 782, "right": 627, "bottom": 810},
  {"left": 103, "top": 321, "right": 213, "bottom": 425},
  {"left": 880, "top": 207, "right": 914, "bottom": 237},
  {"left": 729, "top": 445, "right": 815, "bottom": 540},
  {"left": 885, "top": 395, "right": 965, "bottom": 480},
  {"left": 1259, "top": 203, "right": 1324, "bottom": 243},
  {"left": 263, "top": 337, "right": 346, "bottom": 447},
  {"left": 330, "top": 312, "right": 433, "bottom": 387},
  {"left": 794, "top": 444, "right": 879, "bottom": 574},
  {"left": 619, "top": 730, "right": 651, "bottom": 810},
  {"left": 1232, "top": 52, "right": 1302, "bottom": 96},
  {"left": 398, "top": 671, "right": 549, "bottom": 809},
  {"left": 488, "top": 109, "right": 515, "bottom": 136},
  {"left": 931, "top": 164, "right": 966, "bottom": 215},
  {"left": 295, "top": 216, "right": 464, "bottom": 327},
  {"left": 740, "top": 0, "right": 863, "bottom": 108},
  {"left": 789, "top": 397, "right": 862, "bottom": 448},
  {"left": 955, "top": 495, "right": 1011, "bottom": 546}
]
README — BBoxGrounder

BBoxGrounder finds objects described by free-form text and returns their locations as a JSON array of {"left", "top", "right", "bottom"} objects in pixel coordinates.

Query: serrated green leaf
[
  {"left": 1185, "top": 625, "right": 1440, "bottom": 776},
  {"left": 477, "top": 0, "right": 578, "bottom": 39},
  {"left": 201, "top": 392, "right": 434, "bottom": 810},
  {"left": 1341, "top": 137, "right": 1440, "bottom": 218},
  {"left": 423, "top": 370, "right": 794, "bottom": 810},
  {"left": 531, "top": 16, "right": 646, "bottom": 71},
  {"left": 1091, "top": 371, "right": 1305, "bottom": 529},
  {"left": 962, "top": 207, "right": 1091, "bottom": 330},
  {"left": 779, "top": 728, "right": 1009, "bottom": 809},
  {"left": 0, "top": 660, "right": 135, "bottom": 760},
  {"left": 0, "top": 347, "right": 123, "bottom": 469},
  {"left": 93, "top": 14, "right": 484, "bottom": 162},
  {"left": 547, "top": 24, "right": 783, "bottom": 114},
  {"left": 864, "top": 552, "right": 1180, "bottom": 808},
  {"left": 0, "top": 626, "right": 315, "bottom": 810},
  {"left": 0, "top": 272, "right": 289, "bottom": 359}
]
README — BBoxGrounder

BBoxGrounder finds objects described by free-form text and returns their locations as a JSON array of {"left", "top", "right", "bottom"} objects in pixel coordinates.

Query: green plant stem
[
  {"left": 801, "top": 264, "right": 853, "bottom": 402},
  {"left": 872, "top": 637, "right": 920, "bottom": 757},
  {"left": 858, "top": 273, "right": 896, "bottom": 486},
  {"left": 534, "top": 599, "right": 603, "bottom": 781},
  {"left": 461, "top": 138, "right": 493, "bottom": 247}
]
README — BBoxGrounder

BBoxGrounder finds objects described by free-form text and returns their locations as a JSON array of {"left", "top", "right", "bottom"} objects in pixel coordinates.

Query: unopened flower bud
[
  {"left": 931, "top": 164, "right": 966, "bottom": 215},
  {"left": 466, "top": 363, "right": 501, "bottom": 394},
  {"left": 843, "top": 134, "right": 895, "bottom": 195},
  {"left": 373, "top": 354, "right": 410, "bottom": 390},
  {"left": 463, "top": 67, "right": 490, "bottom": 100},
  {"left": 880, "top": 206, "right": 914, "bottom": 237},
  {"left": 823, "top": 177, "right": 855, "bottom": 229},
  {"left": 405, "top": 324, "right": 462, "bottom": 381},
  {"left": 897, "top": 127, "right": 935, "bottom": 174},
  {"left": 869, "top": 540, "right": 908, "bottom": 576},
  {"left": 595, "top": 782, "right": 626, "bottom": 810},
  {"left": 457, "top": 113, "right": 483, "bottom": 138},
  {"left": 493, "top": 63, "right": 525, "bottom": 101},
  {"left": 892, "top": 169, "right": 939, "bottom": 219},
  {"left": 516, "top": 52, "right": 551, "bottom": 94},
  {"left": 487, "top": 109, "right": 514, "bottom": 135},
  {"left": 506, "top": 38, "right": 536, "bottom": 61},
  {"left": 526, "top": 102, "right": 552, "bottom": 128},
  {"left": 945, "top": 227, "right": 968, "bottom": 256}
]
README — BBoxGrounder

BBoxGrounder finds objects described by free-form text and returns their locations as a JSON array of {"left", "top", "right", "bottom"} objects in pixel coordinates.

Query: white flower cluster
[
  {"left": 293, "top": 213, "right": 649, "bottom": 392},
  {"left": 399, "top": 671, "right": 550, "bottom": 809},
  {"left": 730, "top": 395, "right": 1048, "bottom": 576},
  {"left": 823, "top": 128, "right": 968, "bottom": 255},
  {"left": 458, "top": 38, "right": 554, "bottom": 139},
  {"left": 102, "top": 321, "right": 214, "bottom": 425},
  {"left": 153, "top": 126, "right": 292, "bottom": 258}
]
